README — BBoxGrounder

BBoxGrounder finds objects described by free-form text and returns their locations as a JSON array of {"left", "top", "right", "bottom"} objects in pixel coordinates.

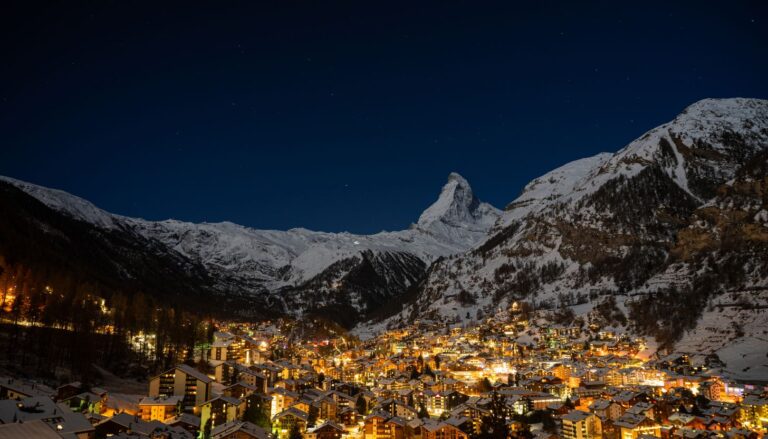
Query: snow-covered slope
[
  {"left": 370, "top": 98, "right": 768, "bottom": 347},
  {"left": 0, "top": 175, "right": 119, "bottom": 230},
  {"left": 500, "top": 153, "right": 613, "bottom": 226},
  {"left": 0, "top": 172, "right": 500, "bottom": 321},
  {"left": 499, "top": 98, "right": 768, "bottom": 227}
]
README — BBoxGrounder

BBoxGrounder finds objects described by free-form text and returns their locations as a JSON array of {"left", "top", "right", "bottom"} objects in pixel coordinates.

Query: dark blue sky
[{"left": 1, "top": 1, "right": 766, "bottom": 233}]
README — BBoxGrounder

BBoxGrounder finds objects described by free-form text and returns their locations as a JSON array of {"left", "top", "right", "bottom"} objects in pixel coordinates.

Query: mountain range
[
  {"left": 2, "top": 98, "right": 767, "bottom": 360},
  {"left": 0, "top": 167, "right": 500, "bottom": 324}
]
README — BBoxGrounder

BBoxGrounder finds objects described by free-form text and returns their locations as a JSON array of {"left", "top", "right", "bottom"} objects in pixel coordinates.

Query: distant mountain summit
[
  {"left": 0, "top": 171, "right": 500, "bottom": 325},
  {"left": 415, "top": 172, "right": 500, "bottom": 246},
  {"left": 418, "top": 172, "right": 485, "bottom": 226}
]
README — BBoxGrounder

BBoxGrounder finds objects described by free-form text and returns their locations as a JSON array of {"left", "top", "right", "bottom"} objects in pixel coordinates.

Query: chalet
[
  {"left": 448, "top": 403, "right": 490, "bottom": 434},
  {"left": 211, "top": 420, "right": 270, "bottom": 439},
  {"left": 561, "top": 410, "right": 601, "bottom": 439},
  {"left": 589, "top": 399, "right": 624, "bottom": 421},
  {"left": 215, "top": 361, "right": 268, "bottom": 392},
  {"left": 268, "top": 387, "right": 299, "bottom": 418},
  {"left": 700, "top": 380, "right": 726, "bottom": 402},
  {"left": 273, "top": 406, "right": 310, "bottom": 438},
  {"left": 148, "top": 364, "right": 213, "bottom": 413},
  {"left": 423, "top": 390, "right": 467, "bottom": 417},
  {"left": 614, "top": 412, "right": 661, "bottom": 438},
  {"left": 312, "top": 392, "right": 339, "bottom": 421},
  {"left": 337, "top": 405, "right": 358, "bottom": 426},
  {"left": 211, "top": 337, "right": 236, "bottom": 364},
  {"left": 626, "top": 402, "right": 655, "bottom": 421},
  {"left": 377, "top": 398, "right": 419, "bottom": 420},
  {"left": 252, "top": 363, "right": 283, "bottom": 387},
  {"left": 200, "top": 396, "right": 247, "bottom": 430},
  {"left": 364, "top": 412, "right": 407, "bottom": 439},
  {"left": 224, "top": 381, "right": 263, "bottom": 400},
  {"left": 164, "top": 412, "right": 201, "bottom": 435},
  {"left": 139, "top": 395, "right": 182, "bottom": 421},
  {"left": 305, "top": 420, "right": 345, "bottom": 439},
  {"left": 419, "top": 417, "right": 471, "bottom": 439}
]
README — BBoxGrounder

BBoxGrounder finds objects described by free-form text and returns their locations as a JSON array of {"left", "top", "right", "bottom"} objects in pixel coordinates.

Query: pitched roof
[
  {"left": 140, "top": 395, "right": 183, "bottom": 406},
  {"left": 176, "top": 364, "right": 213, "bottom": 384},
  {"left": 212, "top": 420, "right": 270, "bottom": 439},
  {"left": 274, "top": 407, "right": 309, "bottom": 421},
  {"left": 614, "top": 412, "right": 649, "bottom": 429},
  {"left": 164, "top": 412, "right": 201, "bottom": 428},
  {"left": 308, "top": 420, "right": 345, "bottom": 432},
  {"left": 0, "top": 420, "right": 61, "bottom": 439},
  {"left": 0, "top": 397, "right": 94, "bottom": 435},
  {"left": 561, "top": 410, "right": 592, "bottom": 423}
]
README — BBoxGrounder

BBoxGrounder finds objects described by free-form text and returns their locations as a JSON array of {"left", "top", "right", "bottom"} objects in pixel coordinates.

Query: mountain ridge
[{"left": 0, "top": 171, "right": 501, "bottom": 324}]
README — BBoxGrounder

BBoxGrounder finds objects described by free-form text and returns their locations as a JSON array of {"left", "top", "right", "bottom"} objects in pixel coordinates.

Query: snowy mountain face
[
  {"left": 415, "top": 172, "right": 500, "bottom": 247},
  {"left": 0, "top": 172, "right": 500, "bottom": 324},
  {"left": 373, "top": 98, "right": 768, "bottom": 355}
]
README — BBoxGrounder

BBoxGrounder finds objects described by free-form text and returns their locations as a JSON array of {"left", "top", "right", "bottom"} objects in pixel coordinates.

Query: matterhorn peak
[
  {"left": 446, "top": 171, "right": 469, "bottom": 185},
  {"left": 417, "top": 173, "right": 500, "bottom": 231}
]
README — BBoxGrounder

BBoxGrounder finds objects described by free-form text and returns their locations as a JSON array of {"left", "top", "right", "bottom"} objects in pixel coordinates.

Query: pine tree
[
  {"left": 423, "top": 364, "right": 435, "bottom": 379},
  {"left": 355, "top": 395, "right": 367, "bottom": 415},
  {"left": 478, "top": 391, "right": 508, "bottom": 439},
  {"left": 307, "top": 404, "right": 319, "bottom": 427},
  {"left": 418, "top": 403, "right": 429, "bottom": 419},
  {"left": 201, "top": 418, "right": 212, "bottom": 439},
  {"left": 244, "top": 394, "right": 272, "bottom": 430},
  {"left": 288, "top": 423, "right": 303, "bottom": 439}
]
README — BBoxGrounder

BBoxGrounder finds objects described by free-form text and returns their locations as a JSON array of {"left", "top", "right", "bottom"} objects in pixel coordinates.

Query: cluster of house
[{"left": 0, "top": 312, "right": 766, "bottom": 439}]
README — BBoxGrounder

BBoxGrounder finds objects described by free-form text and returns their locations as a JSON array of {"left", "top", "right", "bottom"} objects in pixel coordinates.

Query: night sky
[{"left": 1, "top": 1, "right": 766, "bottom": 233}]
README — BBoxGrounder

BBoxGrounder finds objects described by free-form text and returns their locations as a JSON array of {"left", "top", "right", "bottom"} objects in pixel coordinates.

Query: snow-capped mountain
[
  {"left": 372, "top": 98, "right": 768, "bottom": 358},
  {"left": 3, "top": 96, "right": 767, "bottom": 350},
  {"left": 0, "top": 172, "right": 500, "bottom": 323},
  {"left": 415, "top": 172, "right": 500, "bottom": 245}
]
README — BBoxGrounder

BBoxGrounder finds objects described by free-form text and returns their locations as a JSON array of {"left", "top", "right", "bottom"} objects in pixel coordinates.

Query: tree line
[{"left": 0, "top": 260, "right": 214, "bottom": 384}]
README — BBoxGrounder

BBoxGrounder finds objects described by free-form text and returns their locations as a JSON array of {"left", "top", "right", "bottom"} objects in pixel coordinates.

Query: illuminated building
[
  {"left": 561, "top": 410, "right": 601, "bottom": 439},
  {"left": 148, "top": 364, "right": 213, "bottom": 413},
  {"left": 138, "top": 395, "right": 181, "bottom": 421}
]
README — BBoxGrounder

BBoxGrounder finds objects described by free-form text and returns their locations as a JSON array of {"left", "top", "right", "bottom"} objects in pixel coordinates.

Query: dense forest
[{"left": 0, "top": 258, "right": 215, "bottom": 383}]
